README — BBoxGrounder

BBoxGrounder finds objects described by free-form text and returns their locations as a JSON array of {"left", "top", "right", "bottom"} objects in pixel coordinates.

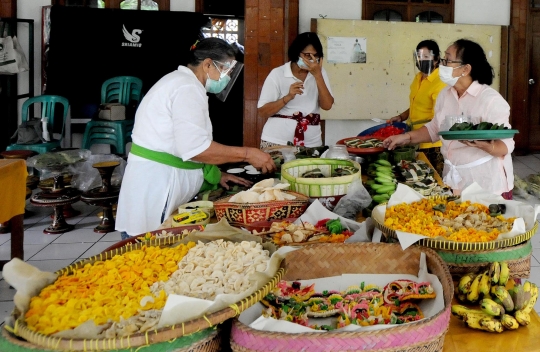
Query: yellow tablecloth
[{"left": 0, "top": 159, "right": 28, "bottom": 223}]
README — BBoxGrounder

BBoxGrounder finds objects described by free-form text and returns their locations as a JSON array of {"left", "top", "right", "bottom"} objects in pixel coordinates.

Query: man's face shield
[
  {"left": 213, "top": 59, "right": 244, "bottom": 102},
  {"left": 413, "top": 49, "right": 434, "bottom": 75}
]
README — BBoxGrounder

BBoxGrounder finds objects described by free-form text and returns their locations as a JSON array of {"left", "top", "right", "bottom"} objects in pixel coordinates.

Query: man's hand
[{"left": 219, "top": 172, "right": 252, "bottom": 190}]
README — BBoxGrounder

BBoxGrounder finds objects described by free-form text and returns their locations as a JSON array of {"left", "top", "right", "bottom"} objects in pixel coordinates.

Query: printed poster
[{"left": 327, "top": 36, "right": 367, "bottom": 64}]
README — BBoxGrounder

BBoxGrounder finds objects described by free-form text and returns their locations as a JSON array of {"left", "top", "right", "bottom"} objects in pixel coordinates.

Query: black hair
[
  {"left": 416, "top": 39, "right": 440, "bottom": 62},
  {"left": 187, "top": 37, "right": 236, "bottom": 66},
  {"left": 287, "top": 32, "right": 324, "bottom": 62},
  {"left": 453, "top": 39, "right": 494, "bottom": 85}
]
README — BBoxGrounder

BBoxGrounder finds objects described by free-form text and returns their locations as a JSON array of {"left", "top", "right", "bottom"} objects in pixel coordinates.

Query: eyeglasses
[
  {"left": 300, "top": 52, "right": 320, "bottom": 59},
  {"left": 440, "top": 58, "right": 463, "bottom": 66}
]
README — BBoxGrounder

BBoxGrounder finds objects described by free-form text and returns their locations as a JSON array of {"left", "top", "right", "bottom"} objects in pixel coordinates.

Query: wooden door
[{"left": 528, "top": 10, "right": 540, "bottom": 150}]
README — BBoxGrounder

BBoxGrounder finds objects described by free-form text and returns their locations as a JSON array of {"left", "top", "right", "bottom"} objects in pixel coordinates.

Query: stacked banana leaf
[{"left": 344, "top": 137, "right": 383, "bottom": 148}]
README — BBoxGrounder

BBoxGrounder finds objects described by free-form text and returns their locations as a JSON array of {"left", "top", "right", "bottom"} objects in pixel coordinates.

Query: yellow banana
[
  {"left": 509, "top": 284, "right": 527, "bottom": 311},
  {"left": 500, "top": 314, "right": 519, "bottom": 330},
  {"left": 514, "top": 309, "right": 531, "bottom": 326},
  {"left": 478, "top": 270, "right": 491, "bottom": 298},
  {"left": 451, "top": 305, "right": 488, "bottom": 321},
  {"left": 505, "top": 278, "right": 516, "bottom": 291},
  {"left": 464, "top": 313, "right": 504, "bottom": 332},
  {"left": 467, "top": 273, "right": 483, "bottom": 303},
  {"left": 489, "top": 261, "right": 501, "bottom": 285},
  {"left": 521, "top": 282, "right": 539, "bottom": 314},
  {"left": 458, "top": 272, "right": 477, "bottom": 295},
  {"left": 480, "top": 298, "right": 505, "bottom": 316},
  {"left": 493, "top": 286, "right": 514, "bottom": 312},
  {"left": 498, "top": 261, "right": 510, "bottom": 287}
]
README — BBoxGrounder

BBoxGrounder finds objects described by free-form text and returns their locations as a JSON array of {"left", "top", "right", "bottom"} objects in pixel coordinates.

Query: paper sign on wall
[{"left": 327, "top": 36, "right": 367, "bottom": 63}]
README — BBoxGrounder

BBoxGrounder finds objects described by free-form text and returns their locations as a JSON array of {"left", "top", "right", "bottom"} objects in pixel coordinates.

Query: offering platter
[
  {"left": 30, "top": 175, "right": 81, "bottom": 234},
  {"left": 38, "top": 174, "right": 81, "bottom": 219},
  {"left": 80, "top": 161, "right": 120, "bottom": 233}
]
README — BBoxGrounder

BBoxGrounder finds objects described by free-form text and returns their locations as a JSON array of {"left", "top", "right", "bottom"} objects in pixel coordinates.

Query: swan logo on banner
[{"left": 122, "top": 25, "right": 143, "bottom": 47}]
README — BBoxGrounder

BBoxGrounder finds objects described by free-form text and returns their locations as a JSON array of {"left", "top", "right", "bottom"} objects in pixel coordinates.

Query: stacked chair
[{"left": 81, "top": 76, "right": 143, "bottom": 155}]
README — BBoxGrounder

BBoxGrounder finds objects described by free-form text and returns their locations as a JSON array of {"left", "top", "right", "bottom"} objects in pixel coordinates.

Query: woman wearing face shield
[
  {"left": 383, "top": 39, "right": 514, "bottom": 199},
  {"left": 257, "top": 32, "right": 334, "bottom": 148},
  {"left": 116, "top": 38, "right": 276, "bottom": 238},
  {"left": 388, "top": 40, "right": 447, "bottom": 175}
]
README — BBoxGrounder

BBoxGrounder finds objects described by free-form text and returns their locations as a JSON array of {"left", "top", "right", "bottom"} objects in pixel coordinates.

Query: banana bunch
[
  {"left": 453, "top": 261, "right": 539, "bottom": 332},
  {"left": 365, "top": 159, "right": 398, "bottom": 204}
]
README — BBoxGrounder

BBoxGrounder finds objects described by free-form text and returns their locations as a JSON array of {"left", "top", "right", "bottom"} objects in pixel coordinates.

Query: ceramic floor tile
[
  {"left": 0, "top": 235, "right": 10, "bottom": 247},
  {"left": 25, "top": 259, "right": 75, "bottom": 273},
  {"left": 0, "top": 242, "right": 49, "bottom": 261},
  {"left": 74, "top": 215, "right": 104, "bottom": 229},
  {"left": 0, "top": 301, "right": 14, "bottom": 326},
  {"left": 82, "top": 241, "right": 116, "bottom": 258},
  {"left": 99, "top": 231, "right": 122, "bottom": 242},
  {"left": 0, "top": 280, "right": 15, "bottom": 301},
  {"left": 29, "top": 242, "right": 95, "bottom": 261},
  {"left": 23, "top": 230, "right": 61, "bottom": 245},
  {"left": 532, "top": 255, "right": 540, "bottom": 267},
  {"left": 52, "top": 228, "right": 105, "bottom": 244}
]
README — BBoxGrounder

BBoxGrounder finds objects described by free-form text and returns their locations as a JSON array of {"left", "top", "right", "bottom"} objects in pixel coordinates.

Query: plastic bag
[
  {"left": 69, "top": 154, "right": 126, "bottom": 192},
  {"left": 0, "top": 36, "right": 29, "bottom": 74},
  {"left": 27, "top": 150, "right": 91, "bottom": 180},
  {"left": 332, "top": 180, "right": 372, "bottom": 220},
  {"left": 141, "top": 0, "right": 159, "bottom": 11}
]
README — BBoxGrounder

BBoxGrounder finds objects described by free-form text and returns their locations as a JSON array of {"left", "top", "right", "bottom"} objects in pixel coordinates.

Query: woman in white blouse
[{"left": 257, "top": 32, "right": 334, "bottom": 148}]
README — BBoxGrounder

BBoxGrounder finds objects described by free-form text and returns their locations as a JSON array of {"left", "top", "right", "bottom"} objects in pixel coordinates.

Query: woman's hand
[
  {"left": 286, "top": 82, "right": 304, "bottom": 102},
  {"left": 219, "top": 172, "right": 252, "bottom": 190},
  {"left": 300, "top": 54, "right": 323, "bottom": 77},
  {"left": 245, "top": 148, "right": 278, "bottom": 174},
  {"left": 387, "top": 115, "right": 402, "bottom": 124},
  {"left": 383, "top": 133, "right": 411, "bottom": 150}
]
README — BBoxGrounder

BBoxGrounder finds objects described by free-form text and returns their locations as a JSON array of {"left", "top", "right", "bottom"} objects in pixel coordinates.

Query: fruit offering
[{"left": 452, "top": 261, "right": 539, "bottom": 333}]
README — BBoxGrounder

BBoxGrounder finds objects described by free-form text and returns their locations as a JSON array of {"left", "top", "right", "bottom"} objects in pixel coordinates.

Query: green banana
[
  {"left": 498, "top": 261, "right": 510, "bottom": 286},
  {"left": 514, "top": 309, "right": 531, "bottom": 326},
  {"left": 372, "top": 194, "right": 390, "bottom": 203},
  {"left": 480, "top": 298, "right": 505, "bottom": 316},
  {"left": 375, "top": 165, "right": 394, "bottom": 173},
  {"left": 375, "top": 159, "right": 392, "bottom": 167},
  {"left": 478, "top": 270, "right": 491, "bottom": 297},
  {"left": 458, "top": 272, "right": 477, "bottom": 295},
  {"left": 374, "top": 177, "right": 396, "bottom": 185},
  {"left": 467, "top": 273, "right": 483, "bottom": 302},
  {"left": 375, "top": 185, "right": 396, "bottom": 194},
  {"left": 493, "top": 286, "right": 514, "bottom": 312},
  {"left": 370, "top": 183, "right": 384, "bottom": 190},
  {"left": 500, "top": 314, "right": 519, "bottom": 330},
  {"left": 489, "top": 261, "right": 501, "bottom": 285},
  {"left": 375, "top": 172, "right": 394, "bottom": 181}
]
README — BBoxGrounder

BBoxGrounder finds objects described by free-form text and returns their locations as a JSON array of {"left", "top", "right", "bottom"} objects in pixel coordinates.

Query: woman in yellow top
[{"left": 389, "top": 39, "right": 447, "bottom": 174}]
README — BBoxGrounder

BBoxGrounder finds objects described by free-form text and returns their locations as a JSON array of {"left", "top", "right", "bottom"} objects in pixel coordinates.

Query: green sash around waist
[{"left": 130, "top": 143, "right": 220, "bottom": 192}]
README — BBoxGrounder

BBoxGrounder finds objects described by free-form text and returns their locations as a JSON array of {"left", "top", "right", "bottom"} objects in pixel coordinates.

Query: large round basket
[
  {"left": 435, "top": 240, "right": 532, "bottom": 279},
  {"left": 213, "top": 191, "right": 309, "bottom": 226},
  {"left": 373, "top": 201, "right": 539, "bottom": 251},
  {"left": 230, "top": 243, "right": 453, "bottom": 352},
  {"left": 7, "top": 235, "right": 285, "bottom": 351}
]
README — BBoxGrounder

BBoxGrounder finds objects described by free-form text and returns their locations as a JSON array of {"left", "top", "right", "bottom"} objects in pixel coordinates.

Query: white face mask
[{"left": 439, "top": 64, "right": 462, "bottom": 86}]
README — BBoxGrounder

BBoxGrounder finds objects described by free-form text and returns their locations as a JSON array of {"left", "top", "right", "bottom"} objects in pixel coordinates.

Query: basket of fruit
[
  {"left": 452, "top": 260, "right": 538, "bottom": 332},
  {"left": 230, "top": 243, "right": 454, "bottom": 352}
]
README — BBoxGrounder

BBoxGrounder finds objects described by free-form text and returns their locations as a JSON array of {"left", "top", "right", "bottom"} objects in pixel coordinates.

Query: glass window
[
  {"left": 416, "top": 11, "right": 444, "bottom": 23},
  {"left": 373, "top": 10, "right": 403, "bottom": 22},
  {"left": 533, "top": 0, "right": 540, "bottom": 8},
  {"left": 202, "top": 19, "right": 243, "bottom": 44}
]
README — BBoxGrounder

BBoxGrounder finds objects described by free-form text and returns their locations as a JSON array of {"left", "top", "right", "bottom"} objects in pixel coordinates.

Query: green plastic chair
[
  {"left": 82, "top": 76, "right": 143, "bottom": 154},
  {"left": 6, "top": 95, "right": 70, "bottom": 154}
]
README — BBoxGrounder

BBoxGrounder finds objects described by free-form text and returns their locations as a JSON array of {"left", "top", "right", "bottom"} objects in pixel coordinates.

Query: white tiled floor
[{"left": 1, "top": 154, "right": 540, "bottom": 326}]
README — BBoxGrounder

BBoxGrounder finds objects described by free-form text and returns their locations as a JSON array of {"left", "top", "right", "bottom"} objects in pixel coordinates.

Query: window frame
[
  {"left": 52, "top": 0, "right": 170, "bottom": 10},
  {"left": 363, "top": 0, "right": 454, "bottom": 23}
]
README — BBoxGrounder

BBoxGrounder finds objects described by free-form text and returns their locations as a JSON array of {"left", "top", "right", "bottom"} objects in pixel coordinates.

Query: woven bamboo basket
[
  {"left": 280, "top": 158, "right": 361, "bottom": 198},
  {"left": 213, "top": 191, "right": 309, "bottom": 226},
  {"left": 436, "top": 240, "right": 532, "bottom": 279},
  {"left": 7, "top": 234, "right": 285, "bottom": 351},
  {"left": 230, "top": 243, "right": 454, "bottom": 352}
]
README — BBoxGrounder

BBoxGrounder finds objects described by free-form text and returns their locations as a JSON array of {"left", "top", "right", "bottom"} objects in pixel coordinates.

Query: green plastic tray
[{"left": 438, "top": 129, "right": 519, "bottom": 140}]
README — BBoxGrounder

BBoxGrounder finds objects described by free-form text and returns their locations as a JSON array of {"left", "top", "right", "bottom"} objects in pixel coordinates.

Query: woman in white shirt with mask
[
  {"left": 383, "top": 39, "right": 514, "bottom": 199},
  {"left": 257, "top": 32, "right": 334, "bottom": 148}
]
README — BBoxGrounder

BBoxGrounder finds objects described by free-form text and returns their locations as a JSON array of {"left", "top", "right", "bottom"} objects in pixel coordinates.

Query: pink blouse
[{"left": 424, "top": 81, "right": 514, "bottom": 195}]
